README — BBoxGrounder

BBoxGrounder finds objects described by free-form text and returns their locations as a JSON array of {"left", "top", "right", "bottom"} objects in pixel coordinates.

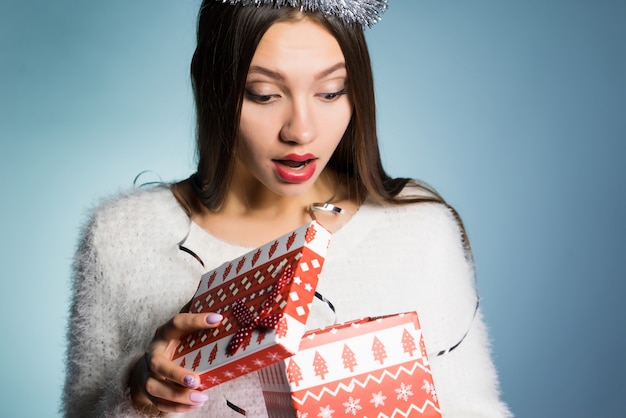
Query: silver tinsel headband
[{"left": 215, "top": 0, "right": 389, "bottom": 27}]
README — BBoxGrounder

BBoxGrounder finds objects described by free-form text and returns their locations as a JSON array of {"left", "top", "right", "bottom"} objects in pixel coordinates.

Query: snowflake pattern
[
  {"left": 317, "top": 405, "right": 335, "bottom": 418},
  {"left": 343, "top": 396, "right": 362, "bottom": 415},
  {"left": 370, "top": 391, "right": 387, "bottom": 408},
  {"left": 395, "top": 382, "right": 414, "bottom": 401},
  {"left": 422, "top": 379, "right": 438, "bottom": 402},
  {"left": 205, "top": 375, "right": 222, "bottom": 385},
  {"left": 252, "top": 358, "right": 266, "bottom": 367},
  {"left": 266, "top": 351, "right": 283, "bottom": 361},
  {"left": 236, "top": 364, "right": 251, "bottom": 374},
  {"left": 296, "top": 412, "right": 308, "bottom": 418}
]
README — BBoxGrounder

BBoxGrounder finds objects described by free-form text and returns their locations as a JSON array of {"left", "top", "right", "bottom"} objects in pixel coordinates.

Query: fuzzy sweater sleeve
[
  {"left": 62, "top": 188, "right": 200, "bottom": 417},
  {"left": 62, "top": 188, "right": 271, "bottom": 417},
  {"left": 393, "top": 202, "right": 511, "bottom": 417},
  {"left": 404, "top": 204, "right": 513, "bottom": 418},
  {"left": 63, "top": 209, "right": 147, "bottom": 417}
]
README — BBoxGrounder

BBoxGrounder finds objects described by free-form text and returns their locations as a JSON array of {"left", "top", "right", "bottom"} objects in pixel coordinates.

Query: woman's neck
[
  {"left": 174, "top": 171, "right": 358, "bottom": 248},
  {"left": 226, "top": 172, "right": 336, "bottom": 216}
]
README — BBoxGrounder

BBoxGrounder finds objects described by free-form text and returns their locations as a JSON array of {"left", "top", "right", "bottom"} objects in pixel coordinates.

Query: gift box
[
  {"left": 259, "top": 312, "right": 442, "bottom": 417},
  {"left": 172, "top": 221, "right": 331, "bottom": 390}
]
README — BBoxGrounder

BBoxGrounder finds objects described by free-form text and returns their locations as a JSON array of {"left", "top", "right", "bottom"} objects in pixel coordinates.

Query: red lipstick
[
  {"left": 272, "top": 154, "right": 317, "bottom": 183},
  {"left": 279, "top": 153, "right": 316, "bottom": 162}
]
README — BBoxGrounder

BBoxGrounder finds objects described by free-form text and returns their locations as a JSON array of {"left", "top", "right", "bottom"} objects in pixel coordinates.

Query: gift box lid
[{"left": 173, "top": 220, "right": 332, "bottom": 389}]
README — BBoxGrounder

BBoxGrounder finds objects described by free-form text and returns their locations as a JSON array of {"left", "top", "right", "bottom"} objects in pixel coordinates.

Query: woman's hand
[{"left": 129, "top": 312, "right": 224, "bottom": 414}]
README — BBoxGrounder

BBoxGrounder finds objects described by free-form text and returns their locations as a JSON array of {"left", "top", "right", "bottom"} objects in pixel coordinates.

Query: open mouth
[
  {"left": 272, "top": 156, "right": 318, "bottom": 183},
  {"left": 275, "top": 159, "right": 314, "bottom": 170}
]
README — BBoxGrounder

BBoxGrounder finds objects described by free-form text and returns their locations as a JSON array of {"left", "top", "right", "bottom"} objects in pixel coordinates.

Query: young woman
[{"left": 63, "top": 1, "right": 512, "bottom": 417}]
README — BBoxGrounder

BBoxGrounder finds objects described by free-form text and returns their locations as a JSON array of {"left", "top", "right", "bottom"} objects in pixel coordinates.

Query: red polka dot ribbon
[{"left": 226, "top": 265, "right": 294, "bottom": 356}]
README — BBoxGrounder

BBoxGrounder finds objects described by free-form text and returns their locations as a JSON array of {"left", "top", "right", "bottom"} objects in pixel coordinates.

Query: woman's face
[{"left": 235, "top": 18, "right": 353, "bottom": 198}]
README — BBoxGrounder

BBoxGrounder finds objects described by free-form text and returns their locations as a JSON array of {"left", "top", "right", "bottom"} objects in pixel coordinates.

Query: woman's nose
[{"left": 279, "top": 99, "right": 317, "bottom": 144}]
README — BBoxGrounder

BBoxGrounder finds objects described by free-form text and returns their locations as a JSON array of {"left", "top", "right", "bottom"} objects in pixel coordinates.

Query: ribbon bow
[{"left": 226, "top": 264, "right": 294, "bottom": 356}]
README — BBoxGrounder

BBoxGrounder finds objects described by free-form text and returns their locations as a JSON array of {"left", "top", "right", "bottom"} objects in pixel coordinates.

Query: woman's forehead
[{"left": 253, "top": 20, "right": 344, "bottom": 65}]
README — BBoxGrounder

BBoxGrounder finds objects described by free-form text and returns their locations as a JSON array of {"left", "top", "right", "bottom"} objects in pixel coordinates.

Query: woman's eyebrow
[
  {"left": 247, "top": 62, "right": 346, "bottom": 81},
  {"left": 314, "top": 62, "right": 347, "bottom": 81},
  {"left": 247, "top": 65, "right": 284, "bottom": 80}
]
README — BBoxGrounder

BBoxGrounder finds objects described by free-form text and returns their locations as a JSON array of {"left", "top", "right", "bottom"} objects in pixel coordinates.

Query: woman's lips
[
  {"left": 272, "top": 154, "right": 317, "bottom": 183},
  {"left": 278, "top": 153, "right": 316, "bottom": 163}
]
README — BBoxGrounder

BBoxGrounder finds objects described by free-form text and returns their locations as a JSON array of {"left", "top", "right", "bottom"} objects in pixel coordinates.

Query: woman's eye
[
  {"left": 321, "top": 88, "right": 348, "bottom": 101},
  {"left": 245, "top": 90, "right": 275, "bottom": 103}
]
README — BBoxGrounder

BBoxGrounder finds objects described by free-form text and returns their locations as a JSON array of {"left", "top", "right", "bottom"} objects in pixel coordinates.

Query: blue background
[{"left": 1, "top": 0, "right": 624, "bottom": 416}]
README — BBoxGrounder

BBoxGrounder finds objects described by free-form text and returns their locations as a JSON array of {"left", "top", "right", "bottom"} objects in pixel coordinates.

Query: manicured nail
[
  {"left": 184, "top": 375, "right": 198, "bottom": 388},
  {"left": 206, "top": 313, "right": 223, "bottom": 324},
  {"left": 190, "top": 391, "right": 209, "bottom": 403}
]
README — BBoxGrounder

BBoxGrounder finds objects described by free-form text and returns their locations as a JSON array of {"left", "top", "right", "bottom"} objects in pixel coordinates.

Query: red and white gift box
[
  {"left": 259, "top": 312, "right": 442, "bottom": 418},
  {"left": 172, "top": 221, "right": 331, "bottom": 390}
]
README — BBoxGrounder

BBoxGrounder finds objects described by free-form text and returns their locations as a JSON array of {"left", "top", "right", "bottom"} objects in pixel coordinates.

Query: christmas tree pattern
[
  {"left": 341, "top": 344, "right": 358, "bottom": 372},
  {"left": 208, "top": 343, "right": 218, "bottom": 365},
  {"left": 251, "top": 248, "right": 262, "bottom": 267},
  {"left": 286, "top": 231, "right": 297, "bottom": 250},
  {"left": 206, "top": 271, "right": 217, "bottom": 291},
  {"left": 236, "top": 256, "right": 246, "bottom": 273},
  {"left": 268, "top": 240, "right": 279, "bottom": 258},
  {"left": 312, "top": 351, "right": 329, "bottom": 380},
  {"left": 287, "top": 358, "right": 304, "bottom": 387},
  {"left": 192, "top": 350, "right": 202, "bottom": 371},
  {"left": 222, "top": 263, "right": 232, "bottom": 280},
  {"left": 305, "top": 224, "right": 316, "bottom": 243},
  {"left": 276, "top": 316, "right": 288, "bottom": 338},
  {"left": 371, "top": 336, "right": 388, "bottom": 365},
  {"left": 401, "top": 328, "right": 417, "bottom": 357},
  {"left": 179, "top": 358, "right": 186, "bottom": 368}
]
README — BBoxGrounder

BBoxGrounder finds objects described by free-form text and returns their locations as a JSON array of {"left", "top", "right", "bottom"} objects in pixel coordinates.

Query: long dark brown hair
[
  {"left": 188, "top": 0, "right": 475, "bottom": 310},
  {"left": 190, "top": 1, "right": 444, "bottom": 208},
  {"left": 189, "top": 1, "right": 473, "bottom": 262}
]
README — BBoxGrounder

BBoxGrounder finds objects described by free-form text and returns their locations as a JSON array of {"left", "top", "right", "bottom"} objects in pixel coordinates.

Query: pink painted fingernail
[
  {"left": 184, "top": 375, "right": 198, "bottom": 388},
  {"left": 190, "top": 392, "right": 209, "bottom": 403},
  {"left": 206, "top": 313, "right": 223, "bottom": 324}
]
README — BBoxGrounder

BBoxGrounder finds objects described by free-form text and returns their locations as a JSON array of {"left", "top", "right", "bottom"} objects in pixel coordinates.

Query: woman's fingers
[
  {"left": 144, "top": 375, "right": 208, "bottom": 412},
  {"left": 139, "top": 354, "right": 209, "bottom": 413},
  {"left": 155, "top": 312, "right": 223, "bottom": 342},
  {"left": 133, "top": 312, "right": 223, "bottom": 413},
  {"left": 145, "top": 351, "right": 201, "bottom": 390}
]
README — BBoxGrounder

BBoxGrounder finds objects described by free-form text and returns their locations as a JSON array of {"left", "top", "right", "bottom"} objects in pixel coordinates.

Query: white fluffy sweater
[{"left": 63, "top": 186, "right": 512, "bottom": 417}]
